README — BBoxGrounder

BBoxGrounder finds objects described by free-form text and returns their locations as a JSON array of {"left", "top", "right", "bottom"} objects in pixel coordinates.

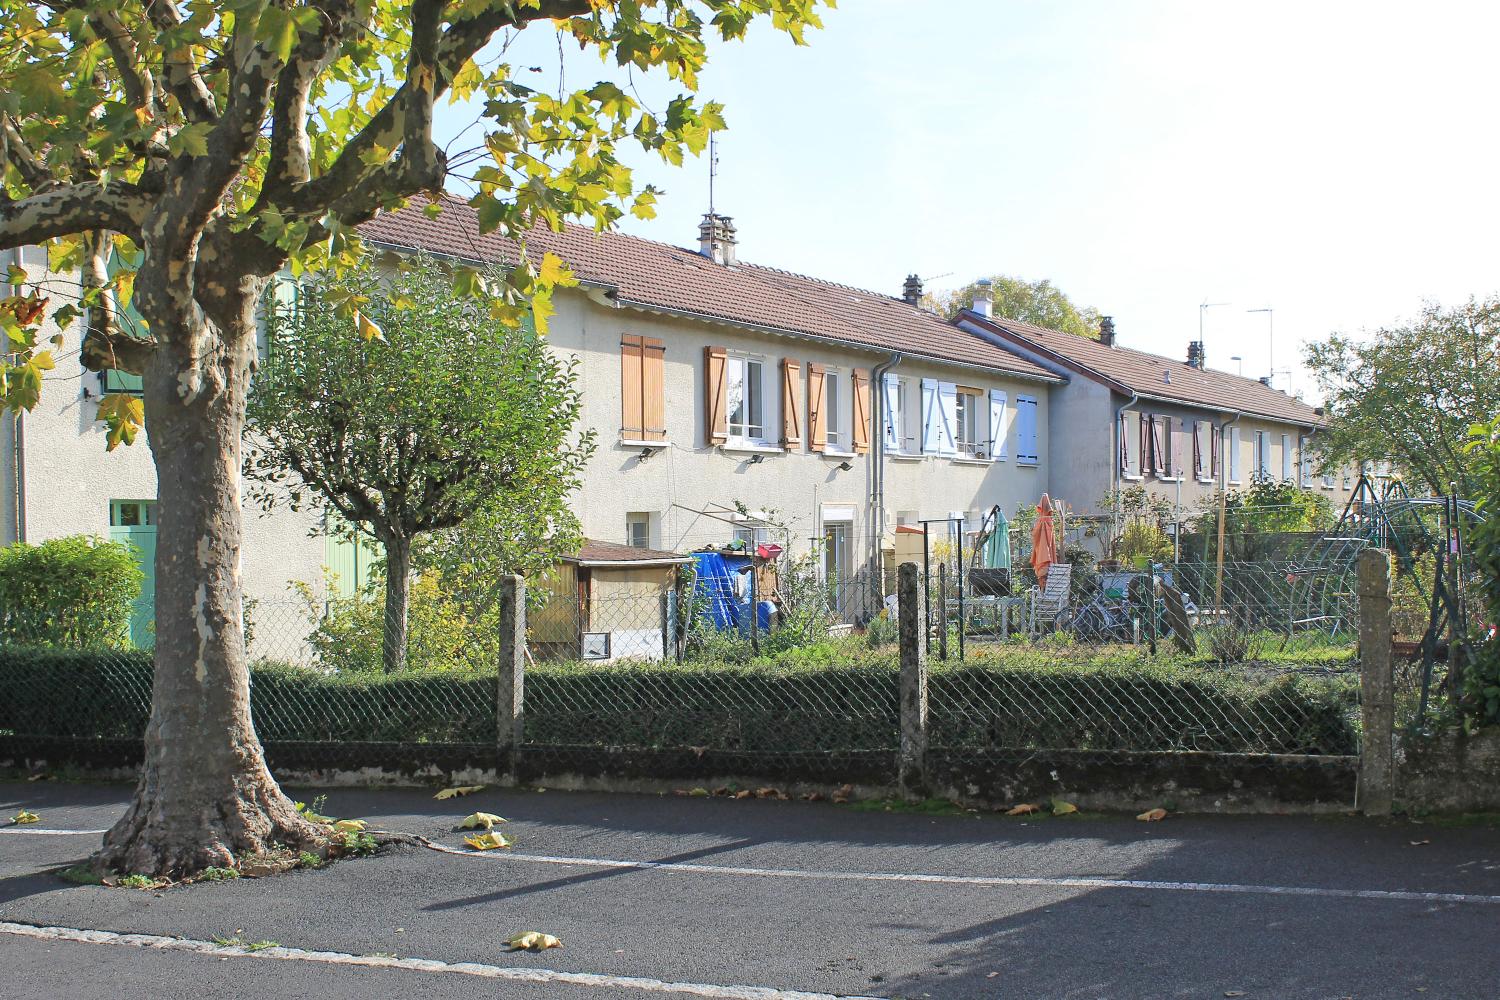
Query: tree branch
[
  {"left": 144, "top": 0, "right": 220, "bottom": 123},
  {"left": 0, "top": 182, "right": 151, "bottom": 248},
  {"left": 1, "top": 116, "right": 52, "bottom": 192}
]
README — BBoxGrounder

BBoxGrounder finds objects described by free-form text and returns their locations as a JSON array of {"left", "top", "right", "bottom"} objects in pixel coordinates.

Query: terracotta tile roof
[
  {"left": 358, "top": 197, "right": 1059, "bottom": 383},
  {"left": 567, "top": 539, "right": 690, "bottom": 565},
  {"left": 963, "top": 312, "right": 1325, "bottom": 427}
]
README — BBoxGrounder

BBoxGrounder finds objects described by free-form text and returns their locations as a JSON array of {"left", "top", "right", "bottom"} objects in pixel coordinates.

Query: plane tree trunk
[{"left": 95, "top": 271, "right": 325, "bottom": 877}]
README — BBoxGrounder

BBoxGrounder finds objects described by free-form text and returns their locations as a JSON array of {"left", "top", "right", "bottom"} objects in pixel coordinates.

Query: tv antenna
[{"left": 708, "top": 131, "right": 719, "bottom": 217}]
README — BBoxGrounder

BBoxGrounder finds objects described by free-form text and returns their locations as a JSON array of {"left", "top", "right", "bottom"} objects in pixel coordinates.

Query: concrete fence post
[
  {"left": 898, "top": 562, "right": 929, "bottom": 798},
  {"left": 497, "top": 575, "right": 526, "bottom": 785},
  {"left": 1357, "top": 548, "right": 1394, "bottom": 816}
]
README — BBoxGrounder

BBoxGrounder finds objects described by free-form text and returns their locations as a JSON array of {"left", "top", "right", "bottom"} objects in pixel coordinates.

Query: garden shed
[{"left": 530, "top": 539, "right": 691, "bottom": 662}]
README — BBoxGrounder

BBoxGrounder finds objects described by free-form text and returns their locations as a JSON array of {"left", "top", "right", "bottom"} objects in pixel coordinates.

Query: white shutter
[
  {"left": 882, "top": 374, "right": 900, "bottom": 451},
  {"left": 921, "top": 378, "right": 940, "bottom": 453},
  {"left": 1016, "top": 394, "right": 1038, "bottom": 464},
  {"left": 937, "top": 382, "right": 958, "bottom": 456},
  {"left": 987, "top": 389, "right": 1008, "bottom": 460}
]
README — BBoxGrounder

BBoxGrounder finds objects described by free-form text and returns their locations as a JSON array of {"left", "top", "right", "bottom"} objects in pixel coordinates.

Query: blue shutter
[
  {"left": 1016, "top": 395, "right": 1038, "bottom": 464},
  {"left": 921, "top": 378, "right": 940, "bottom": 453},
  {"left": 882, "top": 374, "right": 900, "bottom": 451},
  {"left": 988, "top": 389, "right": 1007, "bottom": 460},
  {"left": 936, "top": 382, "right": 958, "bottom": 456}
]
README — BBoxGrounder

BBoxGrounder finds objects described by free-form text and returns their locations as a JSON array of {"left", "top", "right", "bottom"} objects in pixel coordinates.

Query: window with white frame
[
  {"left": 1227, "top": 425, "right": 1243, "bottom": 484},
  {"left": 882, "top": 375, "right": 920, "bottom": 454},
  {"left": 955, "top": 387, "right": 984, "bottom": 457},
  {"left": 1300, "top": 437, "right": 1314, "bottom": 486},
  {"left": 1280, "top": 434, "right": 1293, "bottom": 481},
  {"left": 625, "top": 512, "right": 651, "bottom": 549},
  {"left": 1254, "top": 431, "right": 1270, "bottom": 481},
  {"left": 725, "top": 354, "right": 767, "bottom": 444},
  {"left": 824, "top": 368, "right": 847, "bottom": 451}
]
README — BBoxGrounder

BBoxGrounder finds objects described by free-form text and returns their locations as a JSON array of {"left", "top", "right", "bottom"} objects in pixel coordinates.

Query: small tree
[
  {"left": 1305, "top": 297, "right": 1500, "bottom": 497},
  {"left": 247, "top": 257, "right": 593, "bottom": 672},
  {"left": 934, "top": 275, "right": 1102, "bottom": 339}
]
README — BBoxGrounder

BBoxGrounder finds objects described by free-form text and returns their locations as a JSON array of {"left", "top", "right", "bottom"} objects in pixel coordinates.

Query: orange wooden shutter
[
  {"left": 807, "top": 363, "right": 827, "bottom": 453},
  {"left": 620, "top": 335, "right": 645, "bottom": 440},
  {"left": 780, "top": 359, "right": 802, "bottom": 448},
  {"left": 704, "top": 345, "right": 727, "bottom": 445},
  {"left": 641, "top": 337, "right": 665, "bottom": 441},
  {"left": 851, "top": 368, "right": 871, "bottom": 454}
]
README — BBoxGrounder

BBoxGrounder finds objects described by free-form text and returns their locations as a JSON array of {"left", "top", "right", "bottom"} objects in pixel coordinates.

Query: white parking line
[
  {"left": 10, "top": 825, "right": 1499, "bottom": 906},
  {"left": 0, "top": 828, "right": 107, "bottom": 836},
  {"left": 0, "top": 921, "right": 879, "bottom": 1000},
  {"left": 430, "top": 844, "right": 1500, "bottom": 906}
]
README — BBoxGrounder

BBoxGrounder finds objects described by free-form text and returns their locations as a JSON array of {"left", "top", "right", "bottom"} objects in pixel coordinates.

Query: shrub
[
  {"left": 0, "top": 536, "right": 142, "bottom": 648},
  {"left": 1462, "top": 417, "right": 1500, "bottom": 726},
  {"left": 294, "top": 572, "right": 493, "bottom": 674}
]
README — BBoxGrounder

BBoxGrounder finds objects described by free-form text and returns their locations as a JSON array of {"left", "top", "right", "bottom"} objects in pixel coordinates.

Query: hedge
[{"left": 0, "top": 648, "right": 1358, "bottom": 757}]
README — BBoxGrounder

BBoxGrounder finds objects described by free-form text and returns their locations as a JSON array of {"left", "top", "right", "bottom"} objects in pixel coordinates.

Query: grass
[{"left": 212, "top": 936, "right": 280, "bottom": 952}]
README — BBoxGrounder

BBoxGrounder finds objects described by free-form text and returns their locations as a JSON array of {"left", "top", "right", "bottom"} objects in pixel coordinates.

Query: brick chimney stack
[
  {"left": 697, "top": 214, "right": 737, "bottom": 265},
  {"left": 1187, "top": 341, "right": 1205, "bottom": 369},
  {"left": 902, "top": 274, "right": 923, "bottom": 305},
  {"left": 1099, "top": 315, "right": 1116, "bottom": 347}
]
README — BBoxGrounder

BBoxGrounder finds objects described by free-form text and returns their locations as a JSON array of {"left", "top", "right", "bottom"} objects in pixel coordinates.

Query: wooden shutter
[
  {"left": 704, "top": 345, "right": 727, "bottom": 445},
  {"left": 621, "top": 335, "right": 645, "bottom": 440},
  {"left": 1150, "top": 415, "right": 1167, "bottom": 476},
  {"left": 641, "top": 337, "right": 665, "bottom": 441},
  {"left": 921, "top": 378, "right": 940, "bottom": 453},
  {"left": 851, "top": 368, "right": 871, "bottom": 454},
  {"left": 1119, "top": 413, "right": 1130, "bottom": 473},
  {"left": 807, "top": 363, "right": 827, "bottom": 452},
  {"left": 780, "top": 359, "right": 802, "bottom": 448}
]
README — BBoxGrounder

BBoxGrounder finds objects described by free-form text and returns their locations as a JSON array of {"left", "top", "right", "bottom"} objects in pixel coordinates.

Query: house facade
[{"left": 955, "top": 308, "right": 1362, "bottom": 534}]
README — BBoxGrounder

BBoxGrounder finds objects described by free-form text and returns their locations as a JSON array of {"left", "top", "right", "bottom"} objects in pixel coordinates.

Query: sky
[{"left": 436, "top": 1, "right": 1500, "bottom": 403}]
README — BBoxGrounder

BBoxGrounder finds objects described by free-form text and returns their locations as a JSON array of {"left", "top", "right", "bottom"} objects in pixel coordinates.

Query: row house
[{"left": 955, "top": 308, "right": 1360, "bottom": 527}]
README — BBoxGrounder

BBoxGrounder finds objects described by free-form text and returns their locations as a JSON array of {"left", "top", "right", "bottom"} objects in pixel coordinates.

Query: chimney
[
  {"left": 1099, "top": 315, "right": 1116, "bottom": 347},
  {"left": 972, "top": 278, "right": 994, "bottom": 319},
  {"left": 1259, "top": 375, "right": 1273, "bottom": 387},
  {"left": 697, "top": 213, "right": 737, "bottom": 265},
  {"left": 1186, "top": 341, "right": 1205, "bottom": 369},
  {"left": 902, "top": 274, "right": 923, "bottom": 305}
]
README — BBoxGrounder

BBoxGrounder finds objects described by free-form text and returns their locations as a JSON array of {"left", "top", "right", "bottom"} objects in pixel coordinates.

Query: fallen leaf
[
  {"left": 1006, "top": 804, "right": 1041, "bottom": 816},
  {"left": 734, "top": 790, "right": 752, "bottom": 800},
  {"left": 1224, "top": 992, "right": 1246, "bottom": 997},
  {"left": 1137, "top": 808, "right": 1168, "bottom": 822},
  {"left": 1409, "top": 839, "right": 1431, "bottom": 846},
  {"left": 332, "top": 819, "right": 367, "bottom": 833},
  {"left": 1051, "top": 800, "right": 1078, "bottom": 816},
  {"left": 458, "top": 812, "right": 507, "bottom": 830},
  {"left": 434, "top": 785, "right": 486, "bottom": 800},
  {"left": 12, "top": 810, "right": 39, "bottom": 825},
  {"left": 463, "top": 831, "right": 512, "bottom": 851},
  {"left": 711, "top": 787, "right": 730, "bottom": 797},
  {"left": 802, "top": 792, "right": 825, "bottom": 802},
  {"left": 754, "top": 787, "right": 778, "bottom": 799},
  {"left": 688, "top": 787, "right": 709, "bottom": 798},
  {"left": 507, "top": 931, "right": 562, "bottom": 952},
  {"left": 987, "top": 972, "right": 1000, "bottom": 979}
]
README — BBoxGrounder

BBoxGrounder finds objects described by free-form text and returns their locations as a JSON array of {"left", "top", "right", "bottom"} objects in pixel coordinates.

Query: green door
[{"left": 109, "top": 500, "right": 156, "bottom": 648}]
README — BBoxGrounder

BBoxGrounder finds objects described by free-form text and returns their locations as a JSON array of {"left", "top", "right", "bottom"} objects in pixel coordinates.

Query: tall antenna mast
[{"left": 708, "top": 131, "right": 718, "bottom": 217}]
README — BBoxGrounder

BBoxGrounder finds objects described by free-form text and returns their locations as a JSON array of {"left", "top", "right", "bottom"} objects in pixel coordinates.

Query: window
[
  {"left": 882, "top": 374, "right": 920, "bottom": 454},
  {"left": 822, "top": 521, "right": 851, "bottom": 585},
  {"left": 101, "top": 370, "right": 144, "bottom": 395},
  {"left": 1227, "top": 426, "right": 1242, "bottom": 484},
  {"left": 733, "top": 524, "right": 771, "bottom": 549},
  {"left": 1120, "top": 411, "right": 1141, "bottom": 478},
  {"left": 955, "top": 387, "right": 983, "bottom": 457},
  {"left": 626, "top": 513, "right": 651, "bottom": 549},
  {"left": 1015, "top": 395, "right": 1039, "bottom": 465},
  {"left": 1254, "top": 431, "right": 1269, "bottom": 481},
  {"left": 725, "top": 354, "right": 766, "bottom": 444},
  {"left": 823, "top": 368, "right": 847, "bottom": 451},
  {"left": 620, "top": 335, "right": 666, "bottom": 442},
  {"left": 1281, "top": 434, "right": 1293, "bottom": 481},
  {"left": 987, "top": 389, "right": 1008, "bottom": 461},
  {"left": 1300, "top": 437, "right": 1315, "bottom": 486}
]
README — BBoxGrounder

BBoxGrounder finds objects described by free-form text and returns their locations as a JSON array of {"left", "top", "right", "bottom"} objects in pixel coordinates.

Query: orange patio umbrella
[{"left": 1030, "top": 494, "right": 1058, "bottom": 588}]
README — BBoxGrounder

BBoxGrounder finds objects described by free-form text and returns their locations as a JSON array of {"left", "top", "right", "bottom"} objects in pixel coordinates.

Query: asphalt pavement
[{"left": 2, "top": 781, "right": 1498, "bottom": 999}]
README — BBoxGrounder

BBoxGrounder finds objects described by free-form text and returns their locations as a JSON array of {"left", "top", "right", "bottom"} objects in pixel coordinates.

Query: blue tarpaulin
[{"left": 691, "top": 551, "right": 772, "bottom": 632}]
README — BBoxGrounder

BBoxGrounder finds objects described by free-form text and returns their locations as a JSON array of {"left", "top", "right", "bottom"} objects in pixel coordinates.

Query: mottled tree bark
[{"left": 95, "top": 276, "right": 324, "bottom": 876}]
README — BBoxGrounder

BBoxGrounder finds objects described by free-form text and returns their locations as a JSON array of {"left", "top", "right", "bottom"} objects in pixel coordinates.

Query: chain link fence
[{"left": 0, "top": 559, "right": 1363, "bottom": 796}]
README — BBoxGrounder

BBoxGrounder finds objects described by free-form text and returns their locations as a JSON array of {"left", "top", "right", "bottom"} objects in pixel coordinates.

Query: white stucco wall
[
  {"left": 547, "top": 290, "right": 1057, "bottom": 582},
  {"left": 0, "top": 247, "right": 331, "bottom": 638}
]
